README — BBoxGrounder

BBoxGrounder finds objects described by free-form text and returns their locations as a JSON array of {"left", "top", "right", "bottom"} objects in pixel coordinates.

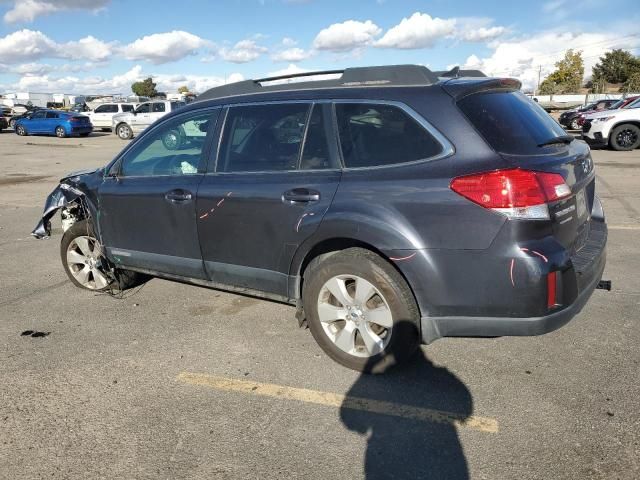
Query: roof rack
[{"left": 196, "top": 64, "right": 441, "bottom": 102}]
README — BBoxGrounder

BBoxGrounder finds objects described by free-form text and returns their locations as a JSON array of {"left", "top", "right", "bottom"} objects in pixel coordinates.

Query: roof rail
[
  {"left": 433, "top": 67, "right": 487, "bottom": 78},
  {"left": 196, "top": 64, "right": 440, "bottom": 102}
]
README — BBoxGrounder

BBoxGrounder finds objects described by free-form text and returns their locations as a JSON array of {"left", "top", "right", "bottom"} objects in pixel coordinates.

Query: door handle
[
  {"left": 282, "top": 188, "right": 320, "bottom": 203},
  {"left": 164, "top": 189, "right": 193, "bottom": 204}
]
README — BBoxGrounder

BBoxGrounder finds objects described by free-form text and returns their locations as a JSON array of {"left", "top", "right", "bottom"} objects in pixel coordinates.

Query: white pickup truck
[{"left": 112, "top": 100, "right": 186, "bottom": 140}]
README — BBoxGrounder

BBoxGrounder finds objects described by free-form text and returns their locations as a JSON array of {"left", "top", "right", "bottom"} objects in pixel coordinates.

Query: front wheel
[
  {"left": 61, "top": 220, "right": 147, "bottom": 292},
  {"left": 303, "top": 248, "right": 420, "bottom": 373},
  {"left": 116, "top": 123, "right": 133, "bottom": 140},
  {"left": 9, "top": 118, "right": 16, "bottom": 129},
  {"left": 570, "top": 118, "right": 580, "bottom": 130},
  {"left": 55, "top": 126, "right": 66, "bottom": 138},
  {"left": 610, "top": 124, "right": 640, "bottom": 151}
]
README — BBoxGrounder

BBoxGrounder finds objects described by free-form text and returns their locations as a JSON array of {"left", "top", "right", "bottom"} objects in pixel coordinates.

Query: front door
[
  {"left": 99, "top": 108, "right": 220, "bottom": 278},
  {"left": 28, "top": 110, "right": 47, "bottom": 132},
  {"left": 197, "top": 102, "right": 341, "bottom": 296},
  {"left": 130, "top": 102, "right": 152, "bottom": 133}
]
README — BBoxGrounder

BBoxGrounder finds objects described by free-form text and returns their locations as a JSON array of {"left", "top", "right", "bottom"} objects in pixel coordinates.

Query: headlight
[{"left": 594, "top": 116, "right": 615, "bottom": 122}]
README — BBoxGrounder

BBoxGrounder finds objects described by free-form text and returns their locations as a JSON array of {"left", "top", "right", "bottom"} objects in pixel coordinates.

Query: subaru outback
[{"left": 33, "top": 65, "right": 608, "bottom": 372}]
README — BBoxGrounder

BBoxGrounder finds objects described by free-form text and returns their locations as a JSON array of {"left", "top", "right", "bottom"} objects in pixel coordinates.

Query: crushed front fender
[{"left": 31, "top": 183, "right": 85, "bottom": 239}]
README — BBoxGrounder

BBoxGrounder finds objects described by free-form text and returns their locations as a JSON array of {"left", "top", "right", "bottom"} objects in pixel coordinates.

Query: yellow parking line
[
  {"left": 177, "top": 372, "right": 498, "bottom": 434},
  {"left": 608, "top": 225, "right": 640, "bottom": 231}
]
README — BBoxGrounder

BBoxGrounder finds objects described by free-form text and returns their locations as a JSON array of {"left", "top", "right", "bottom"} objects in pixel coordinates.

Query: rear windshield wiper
[{"left": 538, "top": 135, "right": 575, "bottom": 147}]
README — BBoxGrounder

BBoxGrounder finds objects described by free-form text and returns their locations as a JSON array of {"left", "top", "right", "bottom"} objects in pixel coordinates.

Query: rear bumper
[
  {"left": 387, "top": 211, "right": 607, "bottom": 344},
  {"left": 421, "top": 235, "right": 605, "bottom": 342},
  {"left": 70, "top": 126, "right": 92, "bottom": 135}
]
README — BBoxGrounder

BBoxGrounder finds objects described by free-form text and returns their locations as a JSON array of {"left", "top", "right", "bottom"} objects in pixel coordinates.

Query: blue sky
[{"left": 0, "top": 0, "right": 639, "bottom": 94}]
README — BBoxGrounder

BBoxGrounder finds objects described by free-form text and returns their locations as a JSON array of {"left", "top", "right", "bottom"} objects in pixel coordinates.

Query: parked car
[
  {"left": 84, "top": 103, "right": 136, "bottom": 131},
  {"left": 8, "top": 104, "right": 42, "bottom": 129},
  {"left": 559, "top": 99, "right": 618, "bottom": 130},
  {"left": 578, "top": 96, "right": 639, "bottom": 127},
  {"left": 0, "top": 116, "right": 8, "bottom": 131},
  {"left": 582, "top": 97, "right": 640, "bottom": 150},
  {"left": 112, "top": 100, "right": 185, "bottom": 140},
  {"left": 15, "top": 109, "right": 93, "bottom": 138},
  {"left": 32, "top": 65, "right": 607, "bottom": 372}
]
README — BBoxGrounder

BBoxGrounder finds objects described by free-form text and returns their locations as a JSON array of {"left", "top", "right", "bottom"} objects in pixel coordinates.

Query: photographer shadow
[{"left": 340, "top": 324, "right": 472, "bottom": 479}]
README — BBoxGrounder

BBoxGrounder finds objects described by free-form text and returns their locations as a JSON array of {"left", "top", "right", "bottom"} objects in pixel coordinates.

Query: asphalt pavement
[{"left": 1, "top": 131, "right": 639, "bottom": 479}]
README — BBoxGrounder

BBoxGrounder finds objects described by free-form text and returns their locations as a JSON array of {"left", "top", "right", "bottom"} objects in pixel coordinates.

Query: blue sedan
[{"left": 15, "top": 109, "right": 93, "bottom": 138}]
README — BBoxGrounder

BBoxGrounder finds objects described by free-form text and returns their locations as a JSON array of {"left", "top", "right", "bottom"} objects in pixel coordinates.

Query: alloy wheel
[
  {"left": 118, "top": 124, "right": 131, "bottom": 139},
  {"left": 66, "top": 235, "right": 111, "bottom": 290},
  {"left": 56, "top": 127, "right": 65, "bottom": 138},
  {"left": 616, "top": 128, "right": 638, "bottom": 148},
  {"left": 317, "top": 274, "right": 393, "bottom": 358}
]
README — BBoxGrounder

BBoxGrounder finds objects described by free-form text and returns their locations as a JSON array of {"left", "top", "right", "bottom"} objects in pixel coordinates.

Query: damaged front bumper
[{"left": 31, "top": 183, "right": 85, "bottom": 239}]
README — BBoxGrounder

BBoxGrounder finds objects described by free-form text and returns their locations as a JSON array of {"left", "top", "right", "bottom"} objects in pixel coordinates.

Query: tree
[
  {"left": 622, "top": 71, "right": 640, "bottom": 93},
  {"left": 539, "top": 49, "right": 584, "bottom": 95},
  {"left": 592, "top": 49, "right": 640, "bottom": 87},
  {"left": 178, "top": 85, "right": 190, "bottom": 94},
  {"left": 131, "top": 77, "right": 158, "bottom": 97}
]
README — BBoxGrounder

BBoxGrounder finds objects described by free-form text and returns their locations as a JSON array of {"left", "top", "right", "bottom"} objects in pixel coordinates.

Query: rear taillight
[
  {"left": 547, "top": 271, "right": 558, "bottom": 309},
  {"left": 450, "top": 168, "right": 571, "bottom": 220},
  {"left": 70, "top": 117, "right": 84, "bottom": 122}
]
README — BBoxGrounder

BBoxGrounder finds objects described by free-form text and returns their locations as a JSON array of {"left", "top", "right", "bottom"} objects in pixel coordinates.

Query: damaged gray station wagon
[{"left": 33, "top": 65, "right": 609, "bottom": 372}]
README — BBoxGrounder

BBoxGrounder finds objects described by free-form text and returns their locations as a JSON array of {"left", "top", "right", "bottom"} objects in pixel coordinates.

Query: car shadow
[{"left": 339, "top": 322, "right": 472, "bottom": 480}]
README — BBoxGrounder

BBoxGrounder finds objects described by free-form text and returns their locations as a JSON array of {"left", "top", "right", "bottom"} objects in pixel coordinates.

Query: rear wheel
[
  {"left": 9, "top": 118, "right": 16, "bottom": 129},
  {"left": 61, "top": 220, "right": 146, "bottom": 292},
  {"left": 303, "top": 248, "right": 420, "bottom": 373},
  {"left": 161, "top": 128, "right": 183, "bottom": 150},
  {"left": 15, "top": 125, "right": 26, "bottom": 136},
  {"left": 116, "top": 123, "right": 133, "bottom": 140},
  {"left": 610, "top": 124, "right": 640, "bottom": 151},
  {"left": 55, "top": 126, "right": 66, "bottom": 138}
]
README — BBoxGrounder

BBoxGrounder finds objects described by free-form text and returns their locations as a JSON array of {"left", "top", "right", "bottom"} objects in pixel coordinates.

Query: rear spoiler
[
  {"left": 441, "top": 77, "right": 522, "bottom": 100},
  {"left": 433, "top": 67, "right": 487, "bottom": 78}
]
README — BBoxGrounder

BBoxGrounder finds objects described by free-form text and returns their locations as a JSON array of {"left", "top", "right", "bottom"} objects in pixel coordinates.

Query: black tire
[
  {"left": 609, "top": 124, "right": 640, "bottom": 151},
  {"left": 55, "top": 126, "right": 66, "bottom": 138},
  {"left": 101, "top": 128, "right": 111, "bottom": 132},
  {"left": 80, "top": 132, "right": 90, "bottom": 137},
  {"left": 15, "top": 125, "right": 27, "bottom": 136},
  {"left": 303, "top": 248, "right": 420, "bottom": 373},
  {"left": 9, "top": 118, "right": 16, "bottom": 130},
  {"left": 570, "top": 118, "right": 580, "bottom": 130},
  {"left": 60, "top": 220, "right": 146, "bottom": 292},
  {"left": 116, "top": 123, "right": 133, "bottom": 140}
]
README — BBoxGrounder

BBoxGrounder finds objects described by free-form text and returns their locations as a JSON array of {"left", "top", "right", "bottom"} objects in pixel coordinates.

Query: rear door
[
  {"left": 45, "top": 111, "right": 59, "bottom": 133},
  {"left": 99, "top": 107, "right": 220, "bottom": 278},
  {"left": 196, "top": 102, "right": 341, "bottom": 296}
]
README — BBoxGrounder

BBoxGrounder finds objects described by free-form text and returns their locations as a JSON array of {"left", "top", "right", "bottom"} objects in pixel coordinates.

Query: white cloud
[
  {"left": 122, "top": 30, "right": 210, "bottom": 64},
  {"left": 2, "top": 0, "right": 110, "bottom": 23},
  {"left": 375, "top": 12, "right": 455, "bottom": 49},
  {"left": 271, "top": 47, "right": 313, "bottom": 62},
  {"left": 313, "top": 20, "right": 381, "bottom": 52},
  {"left": 63, "top": 35, "right": 113, "bottom": 61},
  {"left": 0, "top": 29, "right": 57, "bottom": 63},
  {"left": 0, "top": 29, "right": 113, "bottom": 64},
  {"left": 220, "top": 39, "right": 267, "bottom": 63},
  {"left": 457, "top": 30, "right": 640, "bottom": 91},
  {"left": 457, "top": 26, "right": 506, "bottom": 42},
  {"left": 281, "top": 37, "right": 297, "bottom": 47}
]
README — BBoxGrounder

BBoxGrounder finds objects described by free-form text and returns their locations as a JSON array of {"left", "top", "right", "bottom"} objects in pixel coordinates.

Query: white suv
[
  {"left": 582, "top": 97, "right": 640, "bottom": 150},
  {"left": 112, "top": 100, "right": 186, "bottom": 140},
  {"left": 85, "top": 103, "right": 136, "bottom": 131}
]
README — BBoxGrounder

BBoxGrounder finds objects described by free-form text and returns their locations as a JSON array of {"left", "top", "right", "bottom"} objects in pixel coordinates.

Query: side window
[
  {"left": 300, "top": 104, "right": 333, "bottom": 170},
  {"left": 120, "top": 110, "right": 216, "bottom": 177},
  {"left": 218, "top": 103, "right": 310, "bottom": 172},
  {"left": 136, "top": 103, "right": 151, "bottom": 113},
  {"left": 335, "top": 103, "right": 443, "bottom": 168},
  {"left": 152, "top": 102, "right": 166, "bottom": 113},
  {"left": 46, "top": 112, "right": 58, "bottom": 119},
  {"left": 121, "top": 104, "right": 134, "bottom": 113},
  {"left": 94, "top": 105, "right": 108, "bottom": 113},
  {"left": 106, "top": 104, "right": 118, "bottom": 113},
  {"left": 32, "top": 111, "right": 46, "bottom": 119}
]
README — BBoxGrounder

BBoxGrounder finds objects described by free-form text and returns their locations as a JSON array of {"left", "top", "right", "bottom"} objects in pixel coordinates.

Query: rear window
[{"left": 458, "top": 91, "right": 567, "bottom": 155}]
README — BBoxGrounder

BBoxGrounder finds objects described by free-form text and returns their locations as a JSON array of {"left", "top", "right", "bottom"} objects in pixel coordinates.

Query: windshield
[{"left": 458, "top": 91, "right": 568, "bottom": 155}]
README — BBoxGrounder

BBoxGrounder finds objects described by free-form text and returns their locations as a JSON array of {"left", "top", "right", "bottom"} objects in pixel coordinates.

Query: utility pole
[{"left": 535, "top": 65, "right": 542, "bottom": 96}]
